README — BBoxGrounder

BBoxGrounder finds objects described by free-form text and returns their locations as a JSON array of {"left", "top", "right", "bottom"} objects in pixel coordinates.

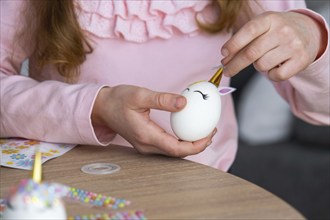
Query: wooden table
[{"left": 0, "top": 144, "right": 305, "bottom": 219}]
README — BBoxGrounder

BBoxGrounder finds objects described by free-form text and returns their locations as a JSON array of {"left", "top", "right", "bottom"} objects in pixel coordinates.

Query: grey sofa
[{"left": 229, "top": 65, "right": 330, "bottom": 220}]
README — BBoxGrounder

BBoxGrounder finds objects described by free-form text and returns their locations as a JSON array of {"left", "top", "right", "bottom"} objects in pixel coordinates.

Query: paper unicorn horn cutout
[
  {"left": 209, "top": 65, "right": 223, "bottom": 88},
  {"left": 32, "top": 150, "right": 42, "bottom": 183}
]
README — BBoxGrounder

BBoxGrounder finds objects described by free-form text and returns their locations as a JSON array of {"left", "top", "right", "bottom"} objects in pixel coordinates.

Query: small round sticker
[{"left": 81, "top": 163, "right": 121, "bottom": 175}]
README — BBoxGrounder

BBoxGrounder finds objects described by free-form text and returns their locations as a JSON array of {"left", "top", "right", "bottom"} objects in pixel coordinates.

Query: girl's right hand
[{"left": 92, "top": 85, "right": 216, "bottom": 157}]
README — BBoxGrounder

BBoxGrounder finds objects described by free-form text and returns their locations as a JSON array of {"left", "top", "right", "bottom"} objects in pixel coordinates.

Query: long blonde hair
[{"left": 22, "top": 0, "right": 250, "bottom": 82}]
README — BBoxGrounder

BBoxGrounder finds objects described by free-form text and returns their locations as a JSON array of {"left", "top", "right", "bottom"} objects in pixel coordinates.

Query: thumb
[{"left": 144, "top": 90, "right": 186, "bottom": 112}]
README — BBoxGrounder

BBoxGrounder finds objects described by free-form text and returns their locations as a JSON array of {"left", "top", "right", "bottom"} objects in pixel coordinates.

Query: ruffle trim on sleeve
[{"left": 75, "top": 0, "right": 213, "bottom": 43}]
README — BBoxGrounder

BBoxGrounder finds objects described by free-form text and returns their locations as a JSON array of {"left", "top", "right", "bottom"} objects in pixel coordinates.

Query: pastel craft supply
[
  {"left": 2, "top": 180, "right": 68, "bottom": 220},
  {"left": 171, "top": 66, "right": 236, "bottom": 141},
  {"left": 2, "top": 151, "right": 68, "bottom": 219},
  {"left": 0, "top": 138, "right": 76, "bottom": 170},
  {"left": 2, "top": 181, "right": 135, "bottom": 220},
  {"left": 67, "top": 210, "right": 146, "bottom": 220},
  {"left": 32, "top": 150, "right": 42, "bottom": 183},
  {"left": 1, "top": 147, "right": 146, "bottom": 220},
  {"left": 66, "top": 187, "right": 130, "bottom": 209}
]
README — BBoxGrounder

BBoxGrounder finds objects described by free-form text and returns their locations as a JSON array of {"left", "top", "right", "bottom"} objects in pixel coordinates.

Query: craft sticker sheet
[{"left": 0, "top": 138, "right": 76, "bottom": 170}]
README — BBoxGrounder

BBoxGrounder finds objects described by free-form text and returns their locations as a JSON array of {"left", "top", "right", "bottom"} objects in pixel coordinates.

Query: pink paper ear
[{"left": 219, "top": 87, "right": 236, "bottom": 96}]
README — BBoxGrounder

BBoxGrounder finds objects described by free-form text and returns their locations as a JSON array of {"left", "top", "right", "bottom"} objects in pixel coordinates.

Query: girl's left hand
[{"left": 221, "top": 11, "right": 326, "bottom": 81}]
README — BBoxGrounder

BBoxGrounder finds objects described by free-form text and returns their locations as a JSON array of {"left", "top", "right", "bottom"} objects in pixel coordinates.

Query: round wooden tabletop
[{"left": 0, "top": 144, "right": 305, "bottom": 219}]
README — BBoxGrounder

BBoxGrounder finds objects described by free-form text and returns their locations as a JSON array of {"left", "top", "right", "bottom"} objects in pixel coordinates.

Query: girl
[{"left": 1, "top": 0, "right": 328, "bottom": 171}]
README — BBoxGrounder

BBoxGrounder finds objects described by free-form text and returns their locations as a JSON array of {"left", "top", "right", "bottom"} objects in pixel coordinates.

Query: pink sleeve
[
  {"left": 274, "top": 8, "right": 329, "bottom": 125},
  {"left": 0, "top": 1, "right": 115, "bottom": 145},
  {"left": 253, "top": 1, "right": 330, "bottom": 125}
]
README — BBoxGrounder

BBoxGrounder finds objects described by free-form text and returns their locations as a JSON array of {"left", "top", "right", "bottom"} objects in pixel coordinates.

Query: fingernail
[
  {"left": 175, "top": 96, "right": 186, "bottom": 109},
  {"left": 206, "top": 140, "right": 212, "bottom": 146},
  {"left": 212, "top": 129, "right": 217, "bottom": 136},
  {"left": 221, "top": 48, "right": 229, "bottom": 57}
]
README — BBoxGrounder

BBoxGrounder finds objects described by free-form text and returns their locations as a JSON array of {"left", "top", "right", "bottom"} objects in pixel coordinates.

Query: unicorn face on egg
[
  {"left": 3, "top": 179, "right": 68, "bottom": 220},
  {"left": 170, "top": 81, "right": 235, "bottom": 142}
]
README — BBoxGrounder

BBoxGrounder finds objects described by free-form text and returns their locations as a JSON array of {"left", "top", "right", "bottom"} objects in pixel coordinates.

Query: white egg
[
  {"left": 3, "top": 179, "right": 67, "bottom": 220},
  {"left": 171, "top": 81, "right": 221, "bottom": 142}
]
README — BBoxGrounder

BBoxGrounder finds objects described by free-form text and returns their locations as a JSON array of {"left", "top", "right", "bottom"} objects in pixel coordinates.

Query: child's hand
[
  {"left": 92, "top": 85, "right": 216, "bottom": 157},
  {"left": 221, "top": 11, "right": 326, "bottom": 81}
]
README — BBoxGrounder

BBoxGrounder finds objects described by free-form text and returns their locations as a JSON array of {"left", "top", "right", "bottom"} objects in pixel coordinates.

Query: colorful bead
[
  {"left": 68, "top": 210, "right": 146, "bottom": 220},
  {"left": 65, "top": 187, "right": 132, "bottom": 212}
]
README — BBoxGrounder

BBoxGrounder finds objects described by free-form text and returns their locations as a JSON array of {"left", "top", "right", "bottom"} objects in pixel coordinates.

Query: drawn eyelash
[{"left": 194, "top": 90, "right": 209, "bottom": 100}]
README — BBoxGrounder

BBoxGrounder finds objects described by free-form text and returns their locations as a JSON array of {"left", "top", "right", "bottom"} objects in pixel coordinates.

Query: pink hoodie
[{"left": 1, "top": 0, "right": 329, "bottom": 171}]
